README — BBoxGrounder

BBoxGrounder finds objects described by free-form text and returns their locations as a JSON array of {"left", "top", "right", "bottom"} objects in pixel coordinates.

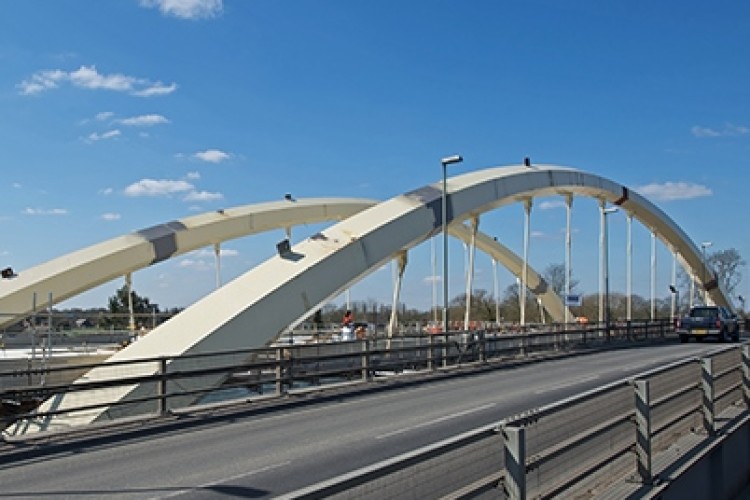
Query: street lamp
[
  {"left": 603, "top": 207, "right": 618, "bottom": 339},
  {"left": 669, "top": 285, "right": 680, "bottom": 321},
  {"left": 701, "top": 241, "right": 712, "bottom": 305},
  {"left": 441, "top": 154, "right": 463, "bottom": 332}
]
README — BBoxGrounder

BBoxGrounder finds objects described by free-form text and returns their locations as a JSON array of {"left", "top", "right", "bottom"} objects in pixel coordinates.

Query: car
[{"left": 675, "top": 305, "right": 740, "bottom": 343}]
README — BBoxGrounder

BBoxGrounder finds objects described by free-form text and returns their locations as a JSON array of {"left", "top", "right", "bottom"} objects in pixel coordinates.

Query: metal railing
[
  {"left": 281, "top": 343, "right": 749, "bottom": 499},
  {"left": 1, "top": 320, "right": 671, "bottom": 437}
]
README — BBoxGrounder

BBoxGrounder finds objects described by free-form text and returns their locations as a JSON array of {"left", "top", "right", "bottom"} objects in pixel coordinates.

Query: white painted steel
[
  {"left": 0, "top": 198, "right": 378, "bottom": 329},
  {"left": 16, "top": 164, "right": 735, "bottom": 432}
]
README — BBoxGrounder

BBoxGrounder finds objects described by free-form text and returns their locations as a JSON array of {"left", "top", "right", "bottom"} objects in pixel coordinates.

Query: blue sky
[{"left": 1, "top": 0, "right": 749, "bottom": 312}]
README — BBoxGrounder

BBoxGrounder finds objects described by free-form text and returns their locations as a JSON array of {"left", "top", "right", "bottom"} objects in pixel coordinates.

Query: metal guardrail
[
  {"left": 1, "top": 320, "right": 671, "bottom": 437},
  {"left": 279, "top": 342, "right": 749, "bottom": 499},
  {"left": 13, "top": 319, "right": 736, "bottom": 498}
]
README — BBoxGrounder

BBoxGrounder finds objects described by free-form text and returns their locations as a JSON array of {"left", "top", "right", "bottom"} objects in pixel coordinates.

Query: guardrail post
[
  {"left": 701, "top": 357, "right": 715, "bottom": 435},
  {"left": 361, "top": 339, "right": 370, "bottom": 381},
  {"left": 502, "top": 424, "right": 527, "bottom": 500},
  {"left": 157, "top": 357, "right": 168, "bottom": 416},
  {"left": 442, "top": 334, "right": 448, "bottom": 368},
  {"left": 634, "top": 379, "right": 653, "bottom": 484},
  {"left": 427, "top": 334, "right": 434, "bottom": 370},
  {"left": 275, "top": 347, "right": 284, "bottom": 396},
  {"left": 742, "top": 345, "right": 750, "bottom": 409},
  {"left": 479, "top": 331, "right": 487, "bottom": 363}
]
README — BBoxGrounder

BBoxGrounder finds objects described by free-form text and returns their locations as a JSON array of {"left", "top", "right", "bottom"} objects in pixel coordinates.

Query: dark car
[{"left": 676, "top": 305, "right": 740, "bottom": 343}]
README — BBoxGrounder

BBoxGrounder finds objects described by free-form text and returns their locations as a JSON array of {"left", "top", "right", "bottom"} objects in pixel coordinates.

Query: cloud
[
  {"left": 177, "top": 258, "right": 212, "bottom": 271},
  {"left": 692, "top": 123, "right": 750, "bottom": 138},
  {"left": 192, "top": 248, "right": 239, "bottom": 258},
  {"left": 87, "top": 130, "right": 121, "bottom": 142},
  {"left": 100, "top": 187, "right": 114, "bottom": 195},
  {"left": 96, "top": 111, "right": 114, "bottom": 121},
  {"left": 119, "top": 114, "right": 169, "bottom": 126},
  {"left": 124, "top": 179, "right": 194, "bottom": 197},
  {"left": 193, "top": 149, "right": 230, "bottom": 163},
  {"left": 186, "top": 171, "right": 201, "bottom": 180},
  {"left": 23, "top": 207, "right": 68, "bottom": 216},
  {"left": 183, "top": 190, "right": 224, "bottom": 202},
  {"left": 18, "top": 65, "right": 177, "bottom": 97},
  {"left": 140, "top": 0, "right": 223, "bottom": 19},
  {"left": 100, "top": 212, "right": 121, "bottom": 221},
  {"left": 12, "top": 182, "right": 21, "bottom": 189},
  {"left": 538, "top": 200, "right": 566, "bottom": 210},
  {"left": 635, "top": 181, "right": 713, "bottom": 201}
]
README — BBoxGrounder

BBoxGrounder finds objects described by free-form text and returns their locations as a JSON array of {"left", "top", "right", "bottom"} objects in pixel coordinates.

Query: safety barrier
[
  {"left": 1, "top": 320, "right": 670, "bottom": 437},
  {"left": 277, "top": 343, "right": 749, "bottom": 499}
]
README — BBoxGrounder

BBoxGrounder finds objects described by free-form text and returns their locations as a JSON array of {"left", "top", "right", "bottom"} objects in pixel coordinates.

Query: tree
[
  {"left": 104, "top": 285, "right": 158, "bottom": 329},
  {"left": 542, "top": 263, "right": 579, "bottom": 298},
  {"left": 709, "top": 248, "right": 745, "bottom": 300}
]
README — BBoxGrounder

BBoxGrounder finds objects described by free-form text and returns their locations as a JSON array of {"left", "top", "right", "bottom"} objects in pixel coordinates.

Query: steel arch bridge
[{"left": 4, "top": 164, "right": 732, "bottom": 433}]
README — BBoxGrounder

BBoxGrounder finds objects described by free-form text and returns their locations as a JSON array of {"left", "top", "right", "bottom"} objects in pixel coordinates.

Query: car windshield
[{"left": 690, "top": 307, "right": 717, "bottom": 319}]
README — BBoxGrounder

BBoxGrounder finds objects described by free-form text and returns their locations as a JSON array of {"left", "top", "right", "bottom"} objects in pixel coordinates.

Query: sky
[{"left": 1, "top": 0, "right": 749, "bottom": 313}]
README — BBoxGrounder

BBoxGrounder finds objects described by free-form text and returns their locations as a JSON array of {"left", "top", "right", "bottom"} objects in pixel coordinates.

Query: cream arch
[
  {"left": 0, "top": 198, "right": 376, "bottom": 330},
  {"left": 14, "top": 164, "right": 731, "bottom": 433},
  {"left": 0, "top": 197, "right": 566, "bottom": 330}
]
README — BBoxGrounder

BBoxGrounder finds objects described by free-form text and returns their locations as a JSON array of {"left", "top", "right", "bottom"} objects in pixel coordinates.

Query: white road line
[
  {"left": 533, "top": 375, "right": 600, "bottom": 394},
  {"left": 152, "top": 460, "right": 291, "bottom": 499},
  {"left": 375, "top": 403, "right": 496, "bottom": 440}
]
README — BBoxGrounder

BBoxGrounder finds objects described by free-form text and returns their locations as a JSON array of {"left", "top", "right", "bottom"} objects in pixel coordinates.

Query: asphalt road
[{"left": 0, "top": 341, "right": 733, "bottom": 499}]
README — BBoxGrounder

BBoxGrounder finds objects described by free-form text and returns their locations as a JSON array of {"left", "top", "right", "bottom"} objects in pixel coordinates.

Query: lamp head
[{"left": 441, "top": 155, "right": 463, "bottom": 166}]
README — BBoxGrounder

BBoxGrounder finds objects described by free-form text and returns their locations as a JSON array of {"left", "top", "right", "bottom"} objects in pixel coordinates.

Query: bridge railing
[
  {"left": 1, "top": 320, "right": 672, "bottom": 437},
  {"left": 280, "top": 343, "right": 749, "bottom": 499},
  {"left": 501, "top": 344, "right": 750, "bottom": 498}
]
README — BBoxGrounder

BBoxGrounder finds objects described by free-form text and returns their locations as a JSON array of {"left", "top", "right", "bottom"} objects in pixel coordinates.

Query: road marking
[
  {"left": 375, "top": 403, "right": 496, "bottom": 439},
  {"left": 152, "top": 460, "right": 291, "bottom": 499},
  {"left": 533, "top": 375, "right": 600, "bottom": 394}
]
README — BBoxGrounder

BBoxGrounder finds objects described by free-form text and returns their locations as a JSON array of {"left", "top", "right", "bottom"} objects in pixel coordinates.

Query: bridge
[{"left": 1, "top": 163, "right": 746, "bottom": 497}]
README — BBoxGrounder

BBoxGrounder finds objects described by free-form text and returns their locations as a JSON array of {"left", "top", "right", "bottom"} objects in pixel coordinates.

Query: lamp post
[
  {"left": 603, "top": 207, "right": 618, "bottom": 339},
  {"left": 701, "top": 241, "right": 712, "bottom": 305},
  {"left": 669, "top": 285, "right": 679, "bottom": 321},
  {"left": 441, "top": 154, "right": 463, "bottom": 332}
]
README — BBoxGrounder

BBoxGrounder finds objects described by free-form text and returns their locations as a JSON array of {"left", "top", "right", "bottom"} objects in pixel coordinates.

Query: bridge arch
[{"left": 17, "top": 164, "right": 730, "bottom": 432}]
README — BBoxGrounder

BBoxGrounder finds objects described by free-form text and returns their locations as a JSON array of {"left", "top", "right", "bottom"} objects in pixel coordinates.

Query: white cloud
[
  {"left": 96, "top": 111, "right": 114, "bottom": 121},
  {"left": 186, "top": 171, "right": 200, "bottom": 180},
  {"left": 538, "top": 200, "right": 566, "bottom": 210},
  {"left": 140, "top": 0, "right": 223, "bottom": 19},
  {"left": 87, "top": 130, "right": 121, "bottom": 142},
  {"left": 124, "top": 179, "right": 194, "bottom": 197},
  {"left": 177, "top": 258, "right": 213, "bottom": 271},
  {"left": 100, "top": 187, "right": 114, "bottom": 195},
  {"left": 183, "top": 190, "right": 224, "bottom": 202},
  {"left": 692, "top": 123, "right": 750, "bottom": 138},
  {"left": 635, "top": 181, "right": 713, "bottom": 201},
  {"left": 194, "top": 149, "right": 230, "bottom": 163},
  {"left": 192, "top": 248, "right": 238, "bottom": 258},
  {"left": 23, "top": 207, "right": 68, "bottom": 216},
  {"left": 119, "top": 114, "right": 169, "bottom": 126},
  {"left": 100, "top": 212, "right": 121, "bottom": 221},
  {"left": 133, "top": 82, "right": 178, "bottom": 97},
  {"left": 18, "top": 65, "right": 177, "bottom": 97}
]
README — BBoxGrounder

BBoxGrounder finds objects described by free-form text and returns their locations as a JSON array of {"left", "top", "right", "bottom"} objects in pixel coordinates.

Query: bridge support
[
  {"left": 387, "top": 251, "right": 408, "bottom": 340},
  {"left": 521, "top": 199, "right": 532, "bottom": 326},
  {"left": 464, "top": 216, "right": 479, "bottom": 331}
]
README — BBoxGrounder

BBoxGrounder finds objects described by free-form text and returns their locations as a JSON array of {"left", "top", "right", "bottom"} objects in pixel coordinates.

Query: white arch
[
  {"left": 0, "top": 198, "right": 378, "bottom": 329},
  {"left": 15, "top": 164, "right": 729, "bottom": 433}
]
